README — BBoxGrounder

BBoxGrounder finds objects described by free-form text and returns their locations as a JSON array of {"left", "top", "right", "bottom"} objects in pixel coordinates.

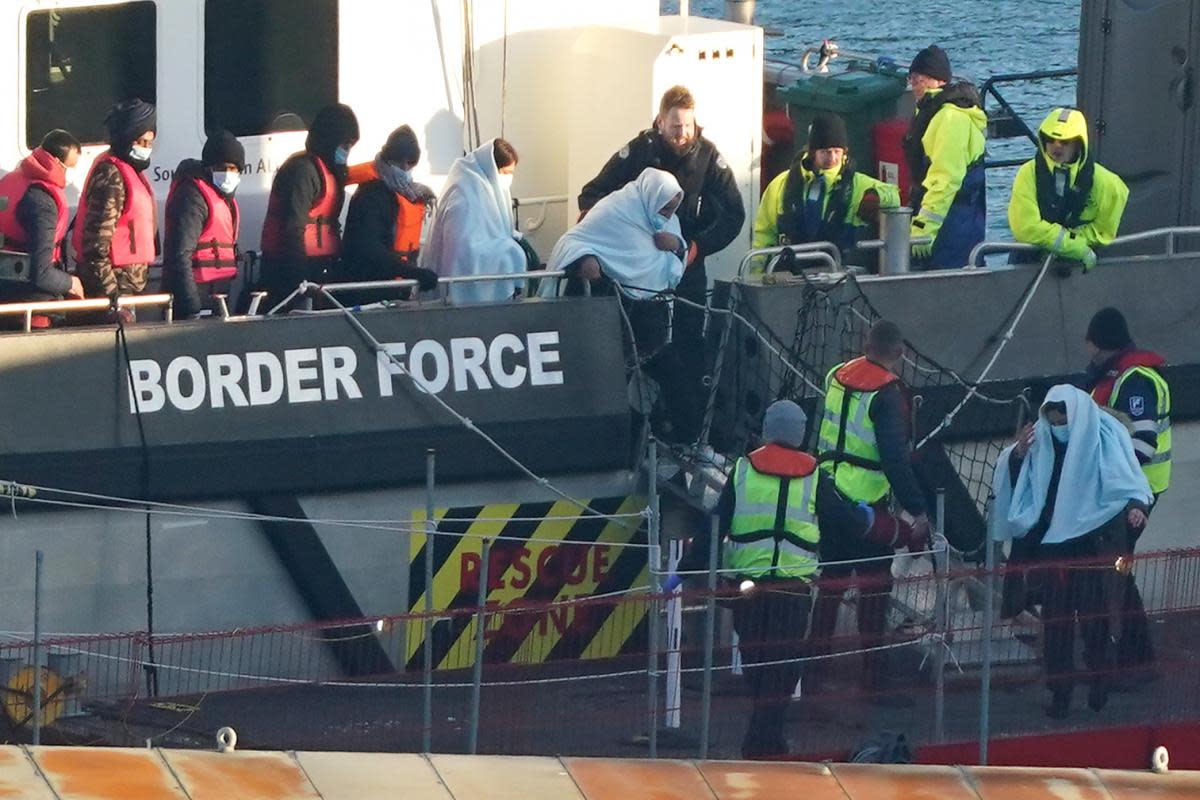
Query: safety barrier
[
  {"left": 0, "top": 293, "right": 174, "bottom": 332},
  {"left": 2, "top": 546, "right": 1197, "bottom": 761},
  {"left": 967, "top": 225, "right": 1200, "bottom": 268}
]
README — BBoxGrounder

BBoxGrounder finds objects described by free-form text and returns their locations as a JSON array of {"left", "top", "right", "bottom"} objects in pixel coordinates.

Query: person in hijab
[
  {"left": 72, "top": 99, "right": 158, "bottom": 303},
  {"left": 990, "top": 384, "right": 1152, "bottom": 719},
  {"left": 338, "top": 124, "right": 439, "bottom": 302},
  {"left": 420, "top": 138, "right": 527, "bottom": 305},
  {"left": 259, "top": 103, "right": 359, "bottom": 309},
  {"left": 162, "top": 130, "right": 246, "bottom": 319}
]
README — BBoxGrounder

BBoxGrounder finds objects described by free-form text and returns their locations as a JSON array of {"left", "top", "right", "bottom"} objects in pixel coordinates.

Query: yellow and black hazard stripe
[{"left": 407, "top": 496, "right": 648, "bottom": 670}]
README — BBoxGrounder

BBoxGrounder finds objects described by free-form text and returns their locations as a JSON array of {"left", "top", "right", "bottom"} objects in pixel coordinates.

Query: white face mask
[
  {"left": 212, "top": 170, "right": 241, "bottom": 195},
  {"left": 129, "top": 144, "right": 153, "bottom": 163},
  {"left": 497, "top": 172, "right": 514, "bottom": 191}
]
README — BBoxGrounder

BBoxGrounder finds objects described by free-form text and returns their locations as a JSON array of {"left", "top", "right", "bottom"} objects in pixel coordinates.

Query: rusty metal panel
[
  {"left": 830, "top": 763, "right": 980, "bottom": 800},
  {"left": 432, "top": 755, "right": 585, "bottom": 800},
  {"left": 966, "top": 766, "right": 1111, "bottom": 800},
  {"left": 33, "top": 747, "right": 188, "bottom": 800},
  {"left": 1093, "top": 769, "right": 1200, "bottom": 799},
  {"left": 0, "top": 748, "right": 53, "bottom": 800},
  {"left": 697, "top": 760, "right": 849, "bottom": 799},
  {"left": 162, "top": 749, "right": 319, "bottom": 800},
  {"left": 564, "top": 757, "right": 717, "bottom": 800},
  {"left": 295, "top": 752, "right": 453, "bottom": 800}
]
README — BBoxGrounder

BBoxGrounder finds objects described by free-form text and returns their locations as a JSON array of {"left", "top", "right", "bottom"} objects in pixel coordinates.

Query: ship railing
[
  {"left": 967, "top": 226, "right": 1200, "bottom": 268},
  {"left": 737, "top": 243, "right": 843, "bottom": 278},
  {"left": 0, "top": 293, "right": 174, "bottom": 332}
]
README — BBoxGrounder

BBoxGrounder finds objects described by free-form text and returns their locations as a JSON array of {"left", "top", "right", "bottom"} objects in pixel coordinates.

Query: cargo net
[{"left": 704, "top": 274, "right": 1032, "bottom": 560}]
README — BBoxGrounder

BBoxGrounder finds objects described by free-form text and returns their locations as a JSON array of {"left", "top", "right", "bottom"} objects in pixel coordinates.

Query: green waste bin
[{"left": 778, "top": 68, "right": 908, "bottom": 175}]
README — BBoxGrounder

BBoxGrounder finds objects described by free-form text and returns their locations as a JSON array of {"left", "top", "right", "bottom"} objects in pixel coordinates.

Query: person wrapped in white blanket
[
  {"left": 990, "top": 384, "right": 1151, "bottom": 720},
  {"left": 421, "top": 138, "right": 527, "bottom": 305}
]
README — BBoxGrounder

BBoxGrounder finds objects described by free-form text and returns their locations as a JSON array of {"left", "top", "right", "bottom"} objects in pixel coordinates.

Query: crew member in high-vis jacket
[
  {"left": 811, "top": 320, "right": 932, "bottom": 704},
  {"left": 675, "top": 400, "right": 872, "bottom": 759},
  {"left": 902, "top": 45, "right": 987, "bottom": 269},
  {"left": 1083, "top": 306, "right": 1169, "bottom": 684},
  {"left": 1008, "top": 108, "right": 1129, "bottom": 270},
  {"left": 754, "top": 113, "right": 900, "bottom": 258}
]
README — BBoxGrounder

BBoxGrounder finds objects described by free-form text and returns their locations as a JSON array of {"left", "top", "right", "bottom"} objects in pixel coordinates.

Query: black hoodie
[{"left": 163, "top": 159, "right": 238, "bottom": 318}]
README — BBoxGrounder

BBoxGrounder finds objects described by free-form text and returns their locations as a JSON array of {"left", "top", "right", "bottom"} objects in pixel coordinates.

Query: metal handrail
[
  {"left": 737, "top": 243, "right": 842, "bottom": 277},
  {"left": 762, "top": 250, "right": 840, "bottom": 275},
  {"left": 967, "top": 226, "right": 1200, "bottom": 268},
  {"left": 0, "top": 293, "right": 174, "bottom": 332},
  {"left": 966, "top": 242, "right": 1040, "bottom": 267}
]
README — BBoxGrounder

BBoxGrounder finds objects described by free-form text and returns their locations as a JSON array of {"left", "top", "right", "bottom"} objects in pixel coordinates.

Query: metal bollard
[
  {"left": 879, "top": 207, "right": 913, "bottom": 275},
  {"left": 724, "top": 0, "right": 756, "bottom": 25}
]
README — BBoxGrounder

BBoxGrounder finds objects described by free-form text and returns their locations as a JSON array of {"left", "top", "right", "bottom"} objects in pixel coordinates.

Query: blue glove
[
  {"left": 663, "top": 573, "right": 683, "bottom": 593},
  {"left": 858, "top": 501, "right": 876, "bottom": 534}
]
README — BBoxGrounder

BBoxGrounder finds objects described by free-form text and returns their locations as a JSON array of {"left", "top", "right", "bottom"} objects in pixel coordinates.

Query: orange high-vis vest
[
  {"left": 261, "top": 154, "right": 341, "bottom": 258},
  {"left": 167, "top": 177, "right": 240, "bottom": 283},
  {"left": 0, "top": 149, "right": 69, "bottom": 261},
  {"left": 71, "top": 152, "right": 157, "bottom": 268}
]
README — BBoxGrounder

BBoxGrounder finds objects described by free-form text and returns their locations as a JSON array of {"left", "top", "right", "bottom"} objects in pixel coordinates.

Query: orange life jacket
[
  {"left": 747, "top": 443, "right": 818, "bottom": 478},
  {"left": 167, "top": 176, "right": 240, "bottom": 283},
  {"left": 71, "top": 152, "right": 157, "bottom": 268},
  {"left": 834, "top": 356, "right": 900, "bottom": 392},
  {"left": 348, "top": 162, "right": 425, "bottom": 259},
  {"left": 260, "top": 154, "right": 341, "bottom": 259},
  {"left": 0, "top": 148, "right": 69, "bottom": 261}
]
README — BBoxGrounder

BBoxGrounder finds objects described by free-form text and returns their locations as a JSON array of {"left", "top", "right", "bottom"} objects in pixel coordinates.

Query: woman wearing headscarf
[
  {"left": 72, "top": 98, "right": 158, "bottom": 302},
  {"left": 259, "top": 103, "right": 359, "bottom": 309},
  {"left": 420, "top": 138, "right": 526, "bottom": 305},
  {"left": 990, "top": 384, "right": 1152, "bottom": 719}
]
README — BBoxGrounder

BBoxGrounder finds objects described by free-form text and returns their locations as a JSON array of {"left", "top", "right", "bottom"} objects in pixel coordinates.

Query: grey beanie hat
[{"left": 762, "top": 400, "right": 808, "bottom": 448}]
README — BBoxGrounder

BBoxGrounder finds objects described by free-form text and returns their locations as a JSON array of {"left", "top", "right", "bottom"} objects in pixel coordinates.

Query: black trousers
[
  {"left": 1116, "top": 512, "right": 1155, "bottom": 669},
  {"left": 810, "top": 537, "right": 895, "bottom": 689},
  {"left": 732, "top": 582, "right": 812, "bottom": 758},
  {"left": 1039, "top": 524, "right": 1116, "bottom": 696}
]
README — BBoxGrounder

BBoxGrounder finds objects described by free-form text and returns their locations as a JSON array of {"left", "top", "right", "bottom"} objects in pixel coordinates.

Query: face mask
[
  {"left": 389, "top": 164, "right": 412, "bottom": 184},
  {"left": 212, "top": 170, "right": 241, "bottom": 195},
  {"left": 497, "top": 173, "right": 514, "bottom": 191},
  {"left": 334, "top": 146, "right": 350, "bottom": 165},
  {"left": 652, "top": 214, "right": 670, "bottom": 232},
  {"left": 129, "top": 145, "right": 153, "bottom": 164},
  {"left": 1050, "top": 423, "right": 1070, "bottom": 443}
]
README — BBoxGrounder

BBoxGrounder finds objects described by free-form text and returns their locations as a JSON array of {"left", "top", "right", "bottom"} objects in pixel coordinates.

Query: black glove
[{"left": 409, "top": 267, "right": 439, "bottom": 292}]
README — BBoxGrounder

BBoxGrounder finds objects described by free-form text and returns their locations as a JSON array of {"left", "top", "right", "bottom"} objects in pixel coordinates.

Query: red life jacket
[
  {"left": 1090, "top": 349, "right": 1167, "bottom": 406},
  {"left": 834, "top": 356, "right": 900, "bottom": 392},
  {"left": 71, "top": 152, "right": 157, "bottom": 268},
  {"left": 167, "top": 176, "right": 240, "bottom": 283},
  {"left": 261, "top": 154, "right": 341, "bottom": 258},
  {"left": 748, "top": 443, "right": 817, "bottom": 478},
  {"left": 0, "top": 148, "right": 69, "bottom": 261}
]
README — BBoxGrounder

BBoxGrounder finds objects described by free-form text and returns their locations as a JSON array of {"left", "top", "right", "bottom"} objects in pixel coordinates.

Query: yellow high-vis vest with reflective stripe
[
  {"left": 1108, "top": 366, "right": 1172, "bottom": 494},
  {"left": 817, "top": 363, "right": 891, "bottom": 503},
  {"left": 726, "top": 457, "right": 820, "bottom": 581}
]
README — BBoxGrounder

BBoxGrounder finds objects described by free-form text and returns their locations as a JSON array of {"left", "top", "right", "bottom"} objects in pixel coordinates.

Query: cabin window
[
  {"left": 204, "top": 0, "right": 339, "bottom": 136},
  {"left": 25, "top": 3, "right": 158, "bottom": 149}
]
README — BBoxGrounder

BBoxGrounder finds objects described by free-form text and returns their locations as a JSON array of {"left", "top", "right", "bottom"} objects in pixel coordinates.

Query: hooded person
[
  {"left": 259, "top": 103, "right": 360, "bottom": 309},
  {"left": 902, "top": 45, "right": 988, "bottom": 269},
  {"left": 72, "top": 98, "right": 159, "bottom": 302},
  {"left": 990, "top": 384, "right": 1152, "bottom": 719},
  {"left": 0, "top": 129, "right": 84, "bottom": 309},
  {"left": 1008, "top": 108, "right": 1129, "bottom": 269},
  {"left": 162, "top": 130, "right": 246, "bottom": 319},
  {"left": 548, "top": 167, "right": 687, "bottom": 299},
  {"left": 420, "top": 138, "right": 527, "bottom": 305},
  {"left": 338, "top": 124, "right": 440, "bottom": 299},
  {"left": 754, "top": 113, "right": 900, "bottom": 259}
]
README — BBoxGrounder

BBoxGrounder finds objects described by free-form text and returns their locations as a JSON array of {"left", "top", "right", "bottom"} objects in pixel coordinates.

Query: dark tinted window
[
  {"left": 204, "top": 0, "right": 339, "bottom": 136},
  {"left": 26, "top": 3, "right": 158, "bottom": 148}
]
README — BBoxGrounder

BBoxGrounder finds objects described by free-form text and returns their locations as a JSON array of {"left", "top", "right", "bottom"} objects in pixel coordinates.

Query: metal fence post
[
  {"left": 423, "top": 449, "right": 436, "bottom": 754},
  {"left": 933, "top": 490, "right": 948, "bottom": 745},
  {"left": 32, "top": 550, "right": 43, "bottom": 746},
  {"left": 879, "top": 207, "right": 913, "bottom": 275},
  {"left": 699, "top": 515, "right": 719, "bottom": 759},
  {"left": 979, "top": 538, "right": 997, "bottom": 765},
  {"left": 467, "top": 537, "right": 490, "bottom": 755},
  {"left": 647, "top": 440, "right": 661, "bottom": 758}
]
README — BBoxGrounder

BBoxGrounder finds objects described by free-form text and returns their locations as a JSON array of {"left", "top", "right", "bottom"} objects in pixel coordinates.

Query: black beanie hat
[
  {"left": 381, "top": 125, "right": 421, "bottom": 165},
  {"left": 1086, "top": 306, "right": 1132, "bottom": 351},
  {"left": 104, "top": 98, "right": 157, "bottom": 149},
  {"left": 201, "top": 129, "right": 246, "bottom": 171},
  {"left": 909, "top": 45, "right": 952, "bottom": 83},
  {"left": 807, "top": 113, "right": 849, "bottom": 151},
  {"left": 306, "top": 103, "right": 360, "bottom": 162}
]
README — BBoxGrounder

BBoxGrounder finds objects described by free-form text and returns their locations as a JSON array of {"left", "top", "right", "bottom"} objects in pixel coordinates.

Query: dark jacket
[
  {"left": 10, "top": 186, "right": 72, "bottom": 299},
  {"left": 578, "top": 128, "right": 745, "bottom": 266},
  {"left": 678, "top": 466, "right": 869, "bottom": 575},
  {"left": 259, "top": 152, "right": 344, "bottom": 300},
  {"left": 163, "top": 159, "right": 238, "bottom": 319},
  {"left": 340, "top": 179, "right": 431, "bottom": 284},
  {"left": 869, "top": 383, "right": 927, "bottom": 517}
]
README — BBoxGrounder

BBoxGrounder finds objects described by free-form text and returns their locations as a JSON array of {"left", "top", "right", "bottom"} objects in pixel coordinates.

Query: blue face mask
[
  {"left": 388, "top": 164, "right": 412, "bottom": 184},
  {"left": 334, "top": 146, "right": 350, "bottom": 165},
  {"left": 652, "top": 214, "right": 670, "bottom": 232},
  {"left": 1050, "top": 423, "right": 1070, "bottom": 443}
]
